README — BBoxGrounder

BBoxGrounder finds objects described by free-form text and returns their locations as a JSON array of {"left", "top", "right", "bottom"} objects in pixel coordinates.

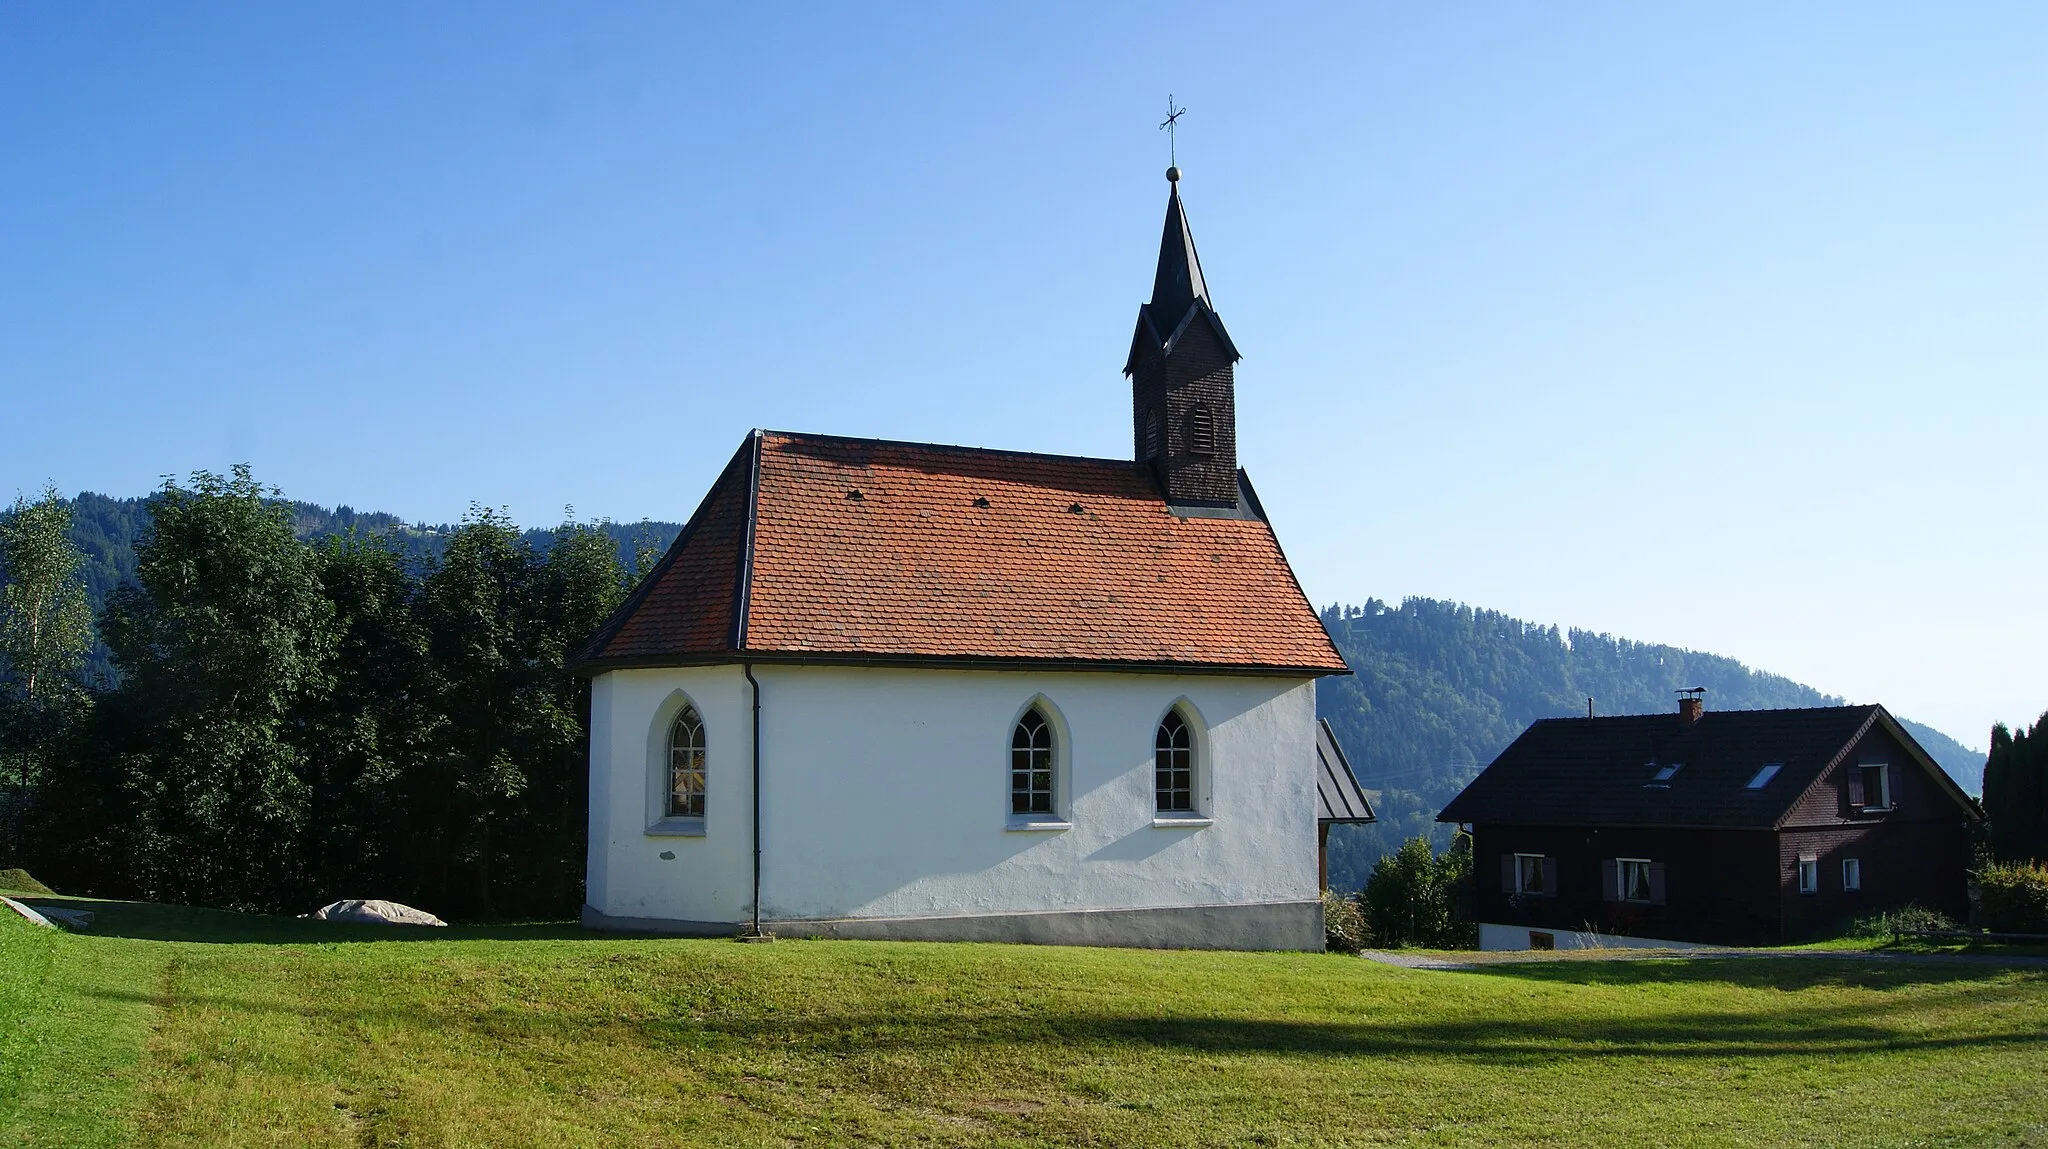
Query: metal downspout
[{"left": 744, "top": 661, "right": 766, "bottom": 939}]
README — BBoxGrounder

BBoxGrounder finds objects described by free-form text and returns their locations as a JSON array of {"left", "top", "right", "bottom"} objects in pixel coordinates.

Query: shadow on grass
[
  {"left": 77, "top": 950, "right": 2048, "bottom": 1067},
  {"left": 17, "top": 896, "right": 586, "bottom": 945},
  {"left": 88, "top": 986, "right": 2048, "bottom": 1066},
  {"left": 1455, "top": 956, "right": 2046, "bottom": 993}
]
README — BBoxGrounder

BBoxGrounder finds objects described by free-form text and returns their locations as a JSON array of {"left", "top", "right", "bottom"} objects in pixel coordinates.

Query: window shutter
[
  {"left": 1846, "top": 766, "right": 1864, "bottom": 807},
  {"left": 1885, "top": 764, "right": 1898, "bottom": 809},
  {"left": 1648, "top": 862, "right": 1667, "bottom": 905},
  {"left": 1501, "top": 855, "right": 1516, "bottom": 893},
  {"left": 1601, "top": 859, "right": 1620, "bottom": 902},
  {"left": 1540, "top": 857, "right": 1559, "bottom": 897}
]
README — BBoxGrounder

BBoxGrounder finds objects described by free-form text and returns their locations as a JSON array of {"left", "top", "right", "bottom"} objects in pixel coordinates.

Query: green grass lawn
[{"left": 3, "top": 897, "right": 2046, "bottom": 1147}]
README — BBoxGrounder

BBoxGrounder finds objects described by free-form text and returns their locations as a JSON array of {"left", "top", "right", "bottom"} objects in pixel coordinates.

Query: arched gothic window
[
  {"left": 1011, "top": 707, "right": 1055, "bottom": 815},
  {"left": 1156, "top": 710, "right": 1194, "bottom": 812},
  {"left": 668, "top": 705, "right": 706, "bottom": 818}
]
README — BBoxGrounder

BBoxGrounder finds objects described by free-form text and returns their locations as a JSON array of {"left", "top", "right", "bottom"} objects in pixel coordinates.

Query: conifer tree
[{"left": 1985, "top": 713, "right": 2048, "bottom": 863}]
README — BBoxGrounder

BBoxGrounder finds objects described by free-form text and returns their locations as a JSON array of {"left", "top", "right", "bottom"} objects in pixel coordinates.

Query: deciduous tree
[
  {"left": 1356, "top": 833, "right": 1474, "bottom": 948},
  {"left": 0, "top": 485, "right": 95, "bottom": 705},
  {"left": 97, "top": 467, "right": 336, "bottom": 909},
  {"left": 0, "top": 485, "right": 96, "bottom": 857}
]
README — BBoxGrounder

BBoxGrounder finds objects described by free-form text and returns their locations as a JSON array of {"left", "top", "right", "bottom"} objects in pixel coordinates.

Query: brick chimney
[{"left": 1677, "top": 688, "right": 1705, "bottom": 725}]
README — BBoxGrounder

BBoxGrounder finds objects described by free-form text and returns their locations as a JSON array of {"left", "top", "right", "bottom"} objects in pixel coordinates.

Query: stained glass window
[{"left": 668, "top": 705, "right": 706, "bottom": 818}]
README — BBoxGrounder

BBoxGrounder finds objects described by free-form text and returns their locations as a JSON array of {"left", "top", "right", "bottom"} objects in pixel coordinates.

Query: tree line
[
  {"left": 0, "top": 469, "right": 647, "bottom": 920},
  {"left": 8, "top": 473, "right": 2021, "bottom": 923}
]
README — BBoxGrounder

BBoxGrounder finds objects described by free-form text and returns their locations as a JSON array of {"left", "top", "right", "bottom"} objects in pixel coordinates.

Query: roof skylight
[
  {"left": 1652, "top": 763, "right": 1682, "bottom": 783},
  {"left": 1745, "top": 763, "right": 1784, "bottom": 790}
]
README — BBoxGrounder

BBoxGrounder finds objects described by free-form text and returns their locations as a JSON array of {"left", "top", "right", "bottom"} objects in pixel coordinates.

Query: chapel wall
[
  {"left": 587, "top": 665, "right": 758, "bottom": 926},
  {"left": 752, "top": 665, "right": 1319, "bottom": 922},
  {"left": 588, "top": 664, "right": 1323, "bottom": 936}
]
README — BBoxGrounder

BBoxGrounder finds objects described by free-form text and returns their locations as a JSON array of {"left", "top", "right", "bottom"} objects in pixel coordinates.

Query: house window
[
  {"left": 1189, "top": 407, "right": 1216, "bottom": 455},
  {"left": 1619, "top": 858, "right": 1654, "bottom": 902},
  {"left": 1843, "top": 857, "right": 1862, "bottom": 891},
  {"left": 1746, "top": 763, "right": 1783, "bottom": 789},
  {"left": 1650, "top": 762, "right": 1682, "bottom": 783},
  {"left": 1851, "top": 762, "right": 1892, "bottom": 812},
  {"left": 1011, "top": 707, "right": 1056, "bottom": 816},
  {"left": 668, "top": 705, "right": 707, "bottom": 818},
  {"left": 1155, "top": 710, "right": 1195, "bottom": 813},
  {"left": 1515, "top": 853, "right": 1548, "bottom": 896},
  {"left": 1797, "top": 855, "right": 1819, "bottom": 894}
]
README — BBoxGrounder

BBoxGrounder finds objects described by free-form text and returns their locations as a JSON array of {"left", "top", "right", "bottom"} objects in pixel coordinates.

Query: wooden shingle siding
[
  {"left": 1776, "top": 821, "right": 1972, "bottom": 937},
  {"left": 1129, "top": 313, "right": 1239, "bottom": 505},
  {"left": 1476, "top": 825, "right": 1784, "bottom": 946}
]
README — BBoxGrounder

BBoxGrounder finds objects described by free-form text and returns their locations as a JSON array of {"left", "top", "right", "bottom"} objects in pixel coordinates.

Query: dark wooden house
[{"left": 1437, "top": 697, "right": 1982, "bottom": 949}]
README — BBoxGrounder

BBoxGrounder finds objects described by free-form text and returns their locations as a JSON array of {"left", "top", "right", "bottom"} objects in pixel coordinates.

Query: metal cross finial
[{"left": 1160, "top": 95, "right": 1186, "bottom": 168}]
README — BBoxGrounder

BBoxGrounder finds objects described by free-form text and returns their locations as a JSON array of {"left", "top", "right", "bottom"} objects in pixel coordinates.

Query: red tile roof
[{"left": 577, "top": 431, "right": 1348, "bottom": 676}]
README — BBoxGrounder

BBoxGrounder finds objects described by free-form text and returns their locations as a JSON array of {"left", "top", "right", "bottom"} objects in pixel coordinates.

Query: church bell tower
[{"left": 1124, "top": 166, "right": 1243, "bottom": 507}]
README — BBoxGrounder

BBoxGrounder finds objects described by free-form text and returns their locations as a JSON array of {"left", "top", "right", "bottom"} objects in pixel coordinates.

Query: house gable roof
[
  {"left": 1436, "top": 704, "right": 1979, "bottom": 831},
  {"left": 1772, "top": 706, "right": 1981, "bottom": 830},
  {"left": 575, "top": 430, "right": 1348, "bottom": 676}
]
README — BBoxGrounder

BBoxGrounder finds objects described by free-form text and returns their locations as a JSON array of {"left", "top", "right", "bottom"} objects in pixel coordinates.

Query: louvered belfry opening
[{"left": 1125, "top": 169, "right": 1243, "bottom": 507}]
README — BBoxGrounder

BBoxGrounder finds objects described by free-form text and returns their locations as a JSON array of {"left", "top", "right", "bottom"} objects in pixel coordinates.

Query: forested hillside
[{"left": 1315, "top": 598, "right": 1986, "bottom": 893}]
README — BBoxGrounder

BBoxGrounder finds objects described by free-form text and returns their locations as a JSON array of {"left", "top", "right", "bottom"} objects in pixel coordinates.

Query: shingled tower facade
[{"left": 1124, "top": 168, "right": 1243, "bottom": 507}]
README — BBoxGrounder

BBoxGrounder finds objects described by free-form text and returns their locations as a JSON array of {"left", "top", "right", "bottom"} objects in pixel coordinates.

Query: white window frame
[
  {"left": 1859, "top": 763, "right": 1893, "bottom": 812},
  {"left": 1797, "top": 855, "right": 1819, "bottom": 895},
  {"left": 1152, "top": 700, "right": 1212, "bottom": 826},
  {"left": 1515, "top": 853, "right": 1548, "bottom": 896},
  {"left": 1842, "top": 857, "right": 1862, "bottom": 891},
  {"left": 1617, "top": 857, "right": 1655, "bottom": 903},
  {"left": 1006, "top": 698, "right": 1070, "bottom": 831},
  {"left": 646, "top": 691, "right": 709, "bottom": 837}
]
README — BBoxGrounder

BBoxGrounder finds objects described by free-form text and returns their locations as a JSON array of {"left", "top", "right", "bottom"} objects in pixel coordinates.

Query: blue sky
[{"left": 3, "top": 4, "right": 2043, "bottom": 746}]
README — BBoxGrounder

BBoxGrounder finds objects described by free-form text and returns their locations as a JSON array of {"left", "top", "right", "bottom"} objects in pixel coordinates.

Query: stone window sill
[
  {"left": 1152, "top": 816, "right": 1213, "bottom": 828},
  {"left": 646, "top": 817, "right": 707, "bottom": 837},
  {"left": 1006, "top": 817, "right": 1071, "bottom": 833}
]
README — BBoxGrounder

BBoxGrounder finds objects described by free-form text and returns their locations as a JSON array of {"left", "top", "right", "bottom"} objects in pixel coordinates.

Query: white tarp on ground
[
  {"left": 33, "top": 905, "right": 93, "bottom": 928},
  {"left": 1, "top": 896, "right": 55, "bottom": 929},
  {"left": 307, "top": 899, "right": 447, "bottom": 927}
]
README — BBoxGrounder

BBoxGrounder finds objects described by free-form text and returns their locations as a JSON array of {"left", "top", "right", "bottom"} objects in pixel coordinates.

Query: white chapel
[{"left": 574, "top": 169, "right": 1371, "bottom": 950}]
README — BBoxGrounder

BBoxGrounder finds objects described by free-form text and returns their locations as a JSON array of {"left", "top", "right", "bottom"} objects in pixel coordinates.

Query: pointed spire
[
  {"left": 1148, "top": 169, "right": 1210, "bottom": 329},
  {"left": 1124, "top": 167, "right": 1243, "bottom": 507},
  {"left": 1127, "top": 168, "right": 1238, "bottom": 372}
]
